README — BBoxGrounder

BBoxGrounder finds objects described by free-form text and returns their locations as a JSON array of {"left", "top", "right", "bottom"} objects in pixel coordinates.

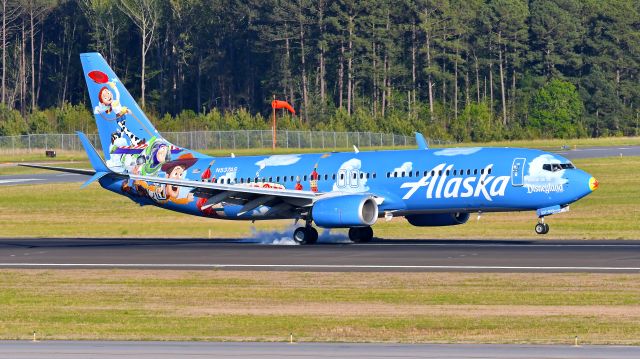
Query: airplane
[{"left": 21, "top": 53, "right": 599, "bottom": 244}]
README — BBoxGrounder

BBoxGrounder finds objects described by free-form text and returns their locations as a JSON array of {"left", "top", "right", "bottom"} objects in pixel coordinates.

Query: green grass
[
  {"left": 0, "top": 156, "right": 638, "bottom": 239},
  {"left": 0, "top": 270, "right": 638, "bottom": 343}
]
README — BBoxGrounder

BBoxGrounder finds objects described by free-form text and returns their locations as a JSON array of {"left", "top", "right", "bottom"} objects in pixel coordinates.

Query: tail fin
[{"left": 80, "top": 52, "right": 162, "bottom": 160}]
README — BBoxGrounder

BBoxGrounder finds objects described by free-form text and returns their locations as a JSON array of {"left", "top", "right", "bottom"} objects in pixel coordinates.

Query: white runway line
[
  {"left": 0, "top": 263, "right": 639, "bottom": 271},
  {"left": 0, "top": 178, "right": 42, "bottom": 184},
  {"left": 358, "top": 243, "right": 640, "bottom": 247}
]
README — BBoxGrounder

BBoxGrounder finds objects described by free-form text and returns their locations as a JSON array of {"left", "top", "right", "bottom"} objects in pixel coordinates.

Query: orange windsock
[{"left": 271, "top": 100, "right": 295, "bottom": 115}]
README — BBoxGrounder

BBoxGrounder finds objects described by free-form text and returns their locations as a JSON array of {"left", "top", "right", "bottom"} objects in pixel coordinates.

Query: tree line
[{"left": 1, "top": 0, "right": 639, "bottom": 141}]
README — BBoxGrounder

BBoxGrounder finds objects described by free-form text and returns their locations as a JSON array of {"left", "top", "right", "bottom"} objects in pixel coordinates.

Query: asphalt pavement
[
  {"left": 1, "top": 341, "right": 639, "bottom": 359},
  {"left": 0, "top": 238, "right": 638, "bottom": 272}
]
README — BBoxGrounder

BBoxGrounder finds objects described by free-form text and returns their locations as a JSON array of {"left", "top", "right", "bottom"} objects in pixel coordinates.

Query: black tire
[
  {"left": 306, "top": 227, "right": 318, "bottom": 244},
  {"left": 359, "top": 227, "right": 373, "bottom": 243},
  {"left": 348, "top": 227, "right": 361, "bottom": 242},
  {"left": 543, "top": 223, "right": 550, "bottom": 234},
  {"left": 535, "top": 223, "right": 546, "bottom": 235},
  {"left": 349, "top": 227, "right": 373, "bottom": 243},
  {"left": 293, "top": 227, "right": 307, "bottom": 244}
]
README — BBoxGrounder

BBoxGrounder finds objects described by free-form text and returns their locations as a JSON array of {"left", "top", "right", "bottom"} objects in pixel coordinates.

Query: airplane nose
[{"left": 589, "top": 177, "right": 599, "bottom": 191}]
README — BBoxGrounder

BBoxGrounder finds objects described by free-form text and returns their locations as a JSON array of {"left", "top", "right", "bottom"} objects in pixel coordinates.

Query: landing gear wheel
[
  {"left": 293, "top": 226, "right": 318, "bottom": 245},
  {"left": 349, "top": 227, "right": 374, "bottom": 243},
  {"left": 535, "top": 223, "right": 550, "bottom": 235},
  {"left": 306, "top": 227, "right": 318, "bottom": 244}
]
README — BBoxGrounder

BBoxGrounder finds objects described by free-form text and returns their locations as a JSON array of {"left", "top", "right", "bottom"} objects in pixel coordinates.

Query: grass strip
[{"left": 0, "top": 270, "right": 638, "bottom": 343}]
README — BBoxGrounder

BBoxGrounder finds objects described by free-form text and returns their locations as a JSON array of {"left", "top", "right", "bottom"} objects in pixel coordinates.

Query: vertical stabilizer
[{"left": 80, "top": 52, "right": 162, "bottom": 160}]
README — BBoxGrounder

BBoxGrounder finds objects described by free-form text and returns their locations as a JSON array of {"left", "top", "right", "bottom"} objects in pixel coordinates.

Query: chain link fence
[{"left": 0, "top": 130, "right": 451, "bottom": 154}]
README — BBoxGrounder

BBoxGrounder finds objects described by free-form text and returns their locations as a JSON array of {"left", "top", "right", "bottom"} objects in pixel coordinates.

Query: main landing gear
[
  {"left": 535, "top": 218, "right": 550, "bottom": 235},
  {"left": 348, "top": 226, "right": 374, "bottom": 243},
  {"left": 293, "top": 219, "right": 318, "bottom": 245}
]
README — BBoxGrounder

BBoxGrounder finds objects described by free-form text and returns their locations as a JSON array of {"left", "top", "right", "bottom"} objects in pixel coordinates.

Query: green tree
[{"left": 529, "top": 79, "right": 584, "bottom": 138}]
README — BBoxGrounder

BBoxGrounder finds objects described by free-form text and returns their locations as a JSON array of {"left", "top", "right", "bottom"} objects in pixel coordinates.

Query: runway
[
  {"left": 0, "top": 172, "right": 86, "bottom": 186},
  {"left": 2, "top": 341, "right": 639, "bottom": 359},
  {"left": 1, "top": 145, "right": 638, "bottom": 186},
  {"left": 1, "top": 238, "right": 639, "bottom": 272}
]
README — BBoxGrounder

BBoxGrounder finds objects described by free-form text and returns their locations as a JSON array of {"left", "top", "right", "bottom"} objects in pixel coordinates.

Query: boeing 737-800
[{"left": 22, "top": 53, "right": 599, "bottom": 243}]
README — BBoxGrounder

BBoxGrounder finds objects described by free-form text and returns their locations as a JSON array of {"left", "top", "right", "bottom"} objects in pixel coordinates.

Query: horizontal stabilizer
[
  {"left": 76, "top": 131, "right": 110, "bottom": 173},
  {"left": 81, "top": 171, "right": 109, "bottom": 189}
]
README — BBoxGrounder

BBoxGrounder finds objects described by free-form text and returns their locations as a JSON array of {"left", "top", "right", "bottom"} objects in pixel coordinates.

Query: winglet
[
  {"left": 76, "top": 131, "right": 110, "bottom": 173},
  {"left": 415, "top": 132, "right": 429, "bottom": 150}
]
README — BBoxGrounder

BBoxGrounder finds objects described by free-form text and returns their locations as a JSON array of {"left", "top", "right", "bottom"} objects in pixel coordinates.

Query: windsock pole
[{"left": 272, "top": 95, "right": 277, "bottom": 150}]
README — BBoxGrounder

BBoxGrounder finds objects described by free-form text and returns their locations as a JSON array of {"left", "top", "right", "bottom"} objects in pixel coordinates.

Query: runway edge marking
[{"left": 0, "top": 263, "right": 639, "bottom": 271}]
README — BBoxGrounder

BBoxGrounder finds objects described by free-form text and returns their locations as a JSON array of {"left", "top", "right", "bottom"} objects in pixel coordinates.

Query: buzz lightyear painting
[{"left": 138, "top": 137, "right": 172, "bottom": 176}]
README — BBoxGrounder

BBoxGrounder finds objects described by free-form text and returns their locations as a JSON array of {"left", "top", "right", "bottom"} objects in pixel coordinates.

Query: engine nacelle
[
  {"left": 405, "top": 212, "right": 470, "bottom": 227},
  {"left": 312, "top": 194, "right": 379, "bottom": 228}
]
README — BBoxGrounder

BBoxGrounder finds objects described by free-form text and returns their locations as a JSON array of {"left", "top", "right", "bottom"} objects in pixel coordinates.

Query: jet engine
[
  {"left": 312, "top": 194, "right": 379, "bottom": 228},
  {"left": 405, "top": 212, "right": 470, "bottom": 227}
]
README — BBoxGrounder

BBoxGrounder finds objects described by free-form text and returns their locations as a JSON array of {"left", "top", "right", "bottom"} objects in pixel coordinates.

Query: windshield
[{"left": 542, "top": 163, "right": 575, "bottom": 172}]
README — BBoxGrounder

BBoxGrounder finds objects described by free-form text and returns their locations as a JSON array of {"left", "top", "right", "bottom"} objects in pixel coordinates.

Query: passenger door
[{"left": 511, "top": 158, "right": 526, "bottom": 186}]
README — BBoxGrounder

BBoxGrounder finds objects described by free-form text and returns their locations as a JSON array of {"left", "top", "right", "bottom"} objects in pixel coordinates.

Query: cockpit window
[{"left": 542, "top": 163, "right": 575, "bottom": 172}]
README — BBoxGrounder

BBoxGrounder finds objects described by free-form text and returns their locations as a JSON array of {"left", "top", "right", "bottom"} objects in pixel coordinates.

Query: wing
[{"left": 128, "top": 174, "right": 318, "bottom": 217}]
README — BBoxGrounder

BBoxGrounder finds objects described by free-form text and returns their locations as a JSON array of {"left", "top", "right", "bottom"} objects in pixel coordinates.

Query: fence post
[
  {"left": 28, "top": 134, "right": 31, "bottom": 152},
  {"left": 309, "top": 131, "right": 312, "bottom": 148}
]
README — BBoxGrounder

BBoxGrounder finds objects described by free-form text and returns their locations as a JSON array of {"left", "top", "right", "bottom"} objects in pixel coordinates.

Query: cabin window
[
  {"left": 332, "top": 174, "right": 336, "bottom": 180},
  {"left": 488, "top": 168, "right": 492, "bottom": 175},
  {"left": 303, "top": 175, "right": 308, "bottom": 181},
  {"left": 481, "top": 169, "right": 484, "bottom": 175},
  {"left": 474, "top": 169, "right": 478, "bottom": 175},
  {"left": 446, "top": 170, "right": 450, "bottom": 176},
  {"left": 372, "top": 172, "right": 377, "bottom": 179},
  {"left": 466, "top": 169, "right": 471, "bottom": 175},
  {"left": 438, "top": 170, "right": 442, "bottom": 176},
  {"left": 360, "top": 172, "right": 364, "bottom": 179},
  {"left": 430, "top": 170, "right": 435, "bottom": 176},
  {"left": 401, "top": 171, "right": 405, "bottom": 177}
]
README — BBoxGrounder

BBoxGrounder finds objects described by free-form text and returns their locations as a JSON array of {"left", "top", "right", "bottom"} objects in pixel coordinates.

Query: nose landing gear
[{"left": 534, "top": 218, "right": 550, "bottom": 235}]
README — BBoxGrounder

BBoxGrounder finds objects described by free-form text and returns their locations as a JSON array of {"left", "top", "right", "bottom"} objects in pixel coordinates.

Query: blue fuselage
[{"left": 99, "top": 146, "right": 595, "bottom": 222}]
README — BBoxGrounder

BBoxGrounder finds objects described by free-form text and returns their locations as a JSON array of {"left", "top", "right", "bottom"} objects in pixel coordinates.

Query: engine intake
[
  {"left": 405, "top": 212, "right": 470, "bottom": 227},
  {"left": 313, "top": 194, "right": 379, "bottom": 228}
]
